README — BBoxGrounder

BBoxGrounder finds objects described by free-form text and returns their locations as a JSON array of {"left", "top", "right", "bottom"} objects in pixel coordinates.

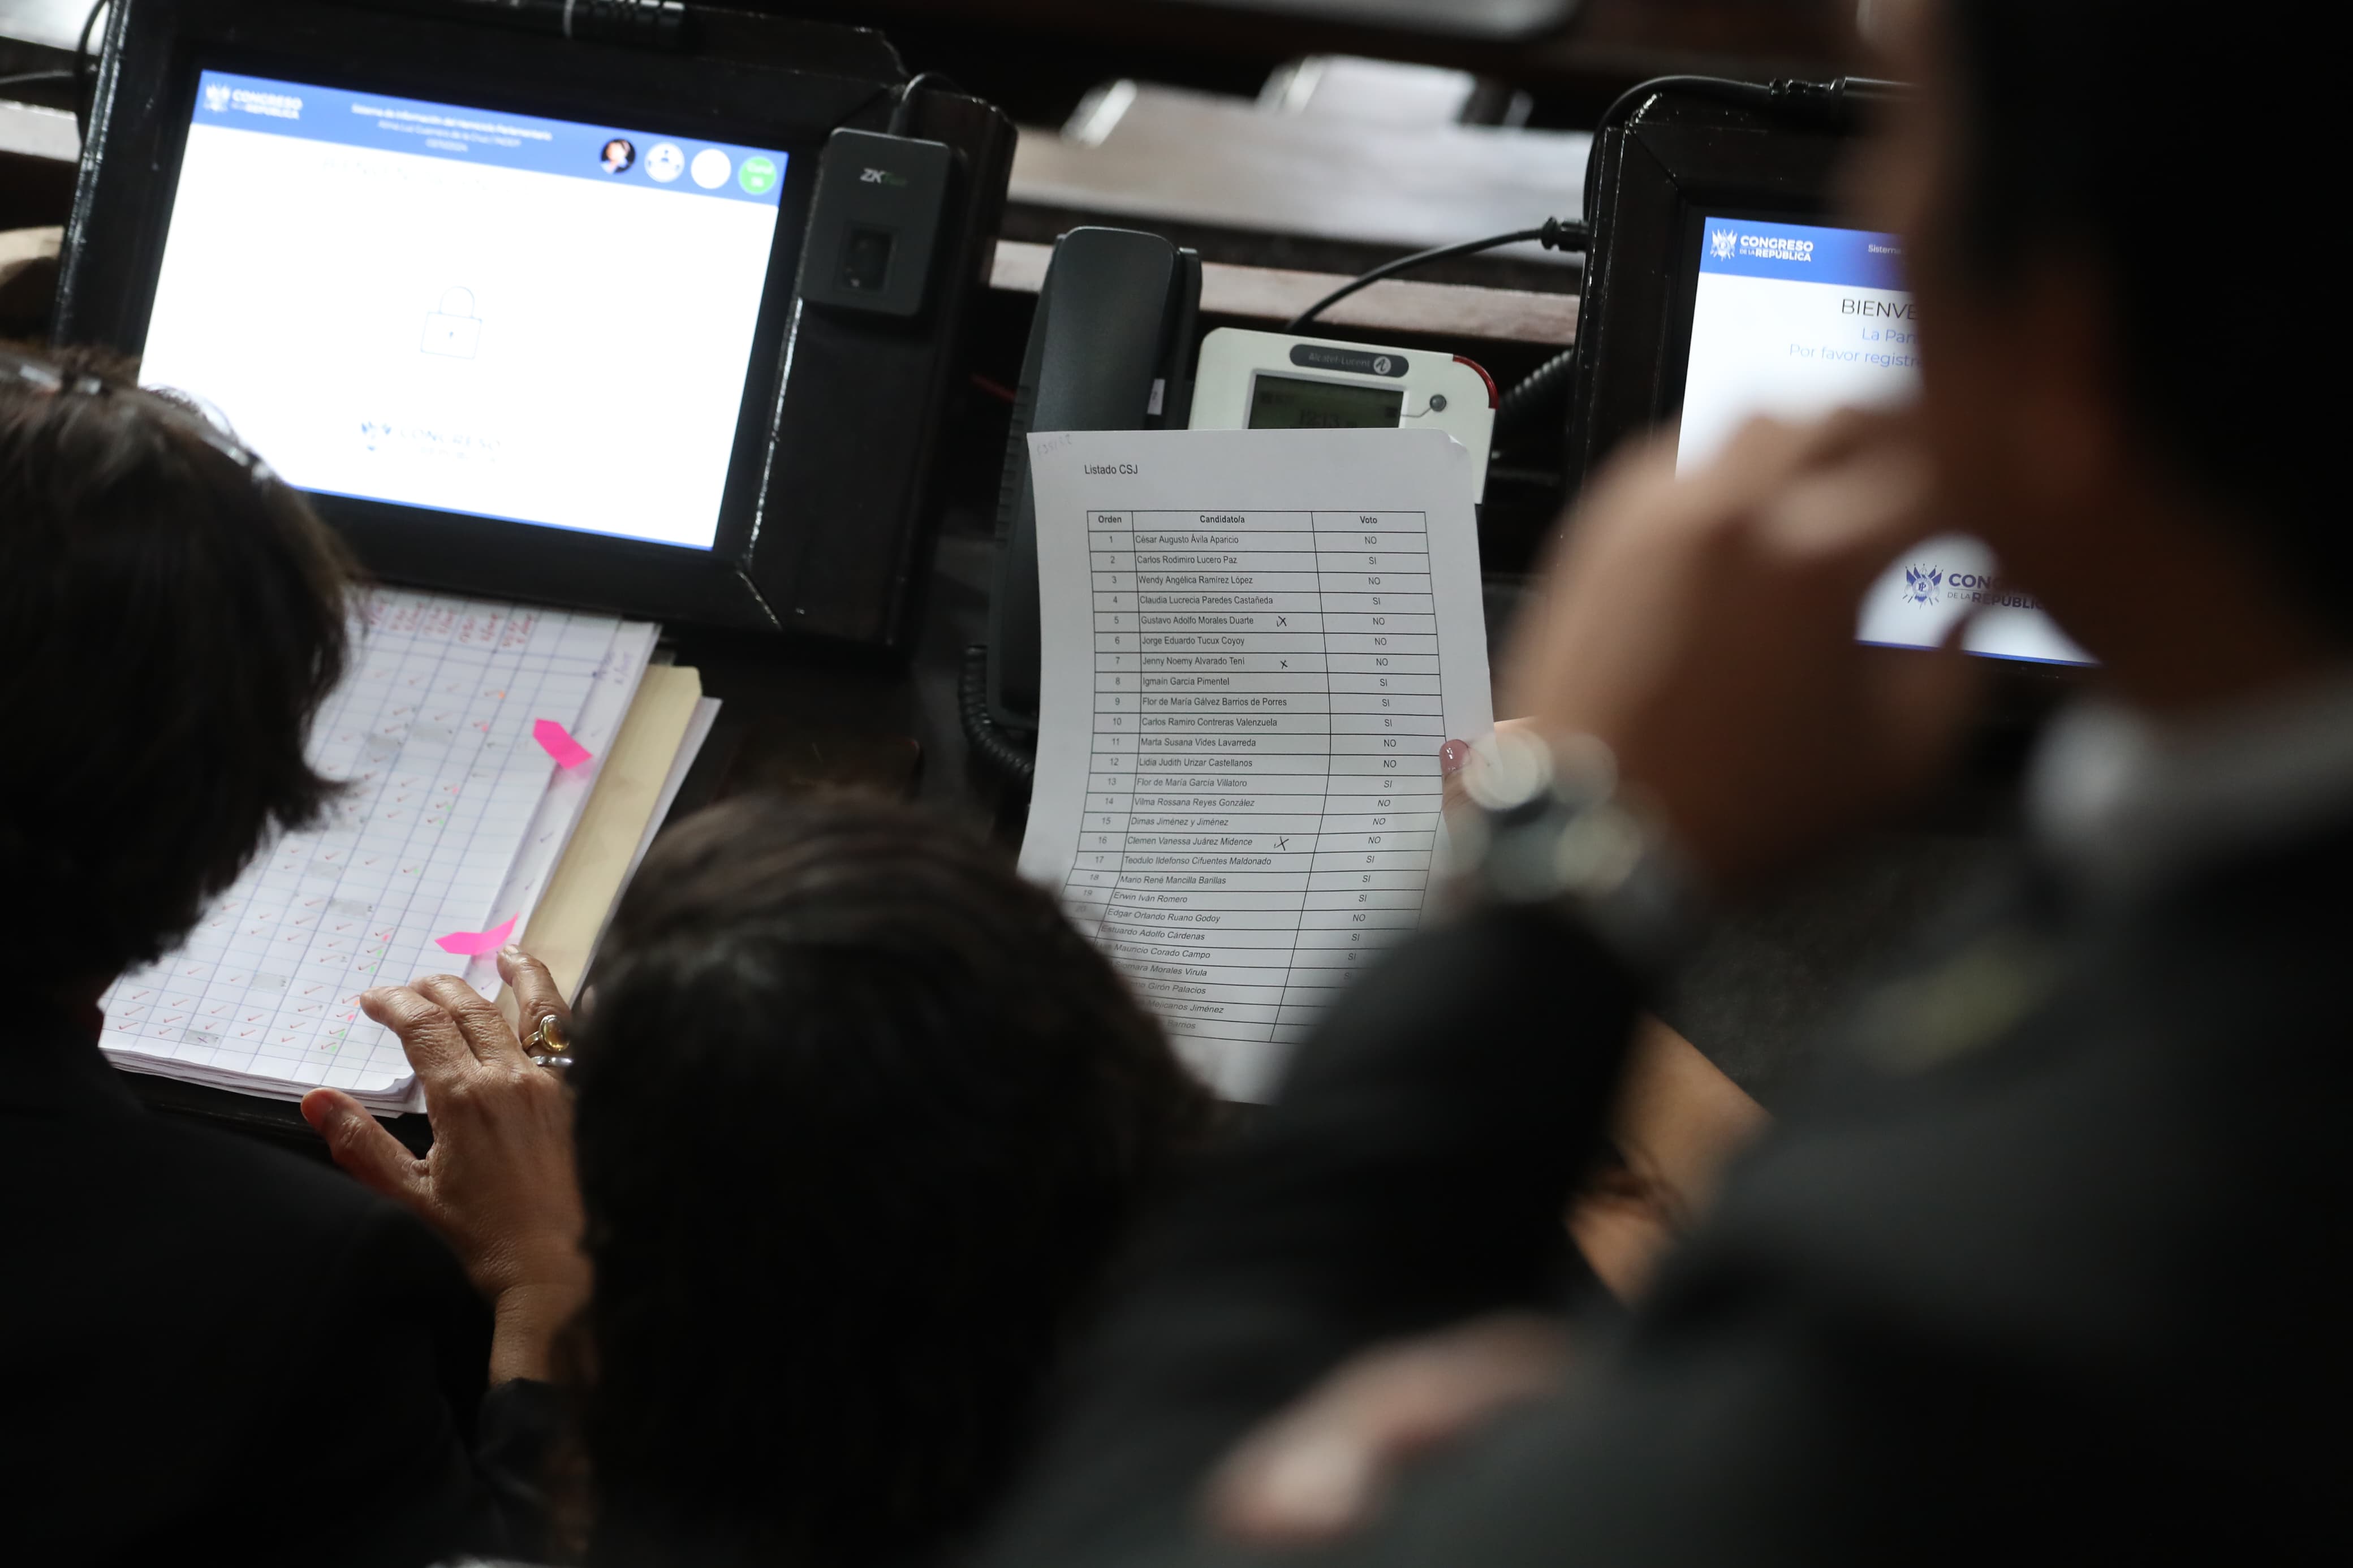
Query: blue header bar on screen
[
  {"left": 1696, "top": 217, "right": 1904, "bottom": 290},
  {"left": 188, "top": 70, "right": 789, "bottom": 206}
]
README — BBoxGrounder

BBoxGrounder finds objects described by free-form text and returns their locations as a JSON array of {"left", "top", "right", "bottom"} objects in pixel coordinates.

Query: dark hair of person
[
  {"left": 568, "top": 794, "right": 1219, "bottom": 1567},
  {"left": 1942, "top": 3, "right": 2335, "bottom": 624},
  {"left": 0, "top": 344, "right": 353, "bottom": 986}
]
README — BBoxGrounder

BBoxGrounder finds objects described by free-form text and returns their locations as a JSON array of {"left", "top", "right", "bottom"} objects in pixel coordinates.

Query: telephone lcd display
[
  {"left": 138, "top": 70, "right": 791, "bottom": 551},
  {"left": 1247, "top": 373, "right": 1404, "bottom": 430},
  {"left": 1677, "top": 215, "right": 2092, "bottom": 667}
]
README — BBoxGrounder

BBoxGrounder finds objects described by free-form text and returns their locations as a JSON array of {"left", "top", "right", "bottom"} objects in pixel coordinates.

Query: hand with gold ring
[{"left": 298, "top": 944, "right": 588, "bottom": 1385}]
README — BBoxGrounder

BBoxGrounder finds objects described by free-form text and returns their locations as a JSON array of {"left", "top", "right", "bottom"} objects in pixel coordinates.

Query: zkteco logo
[{"left": 859, "top": 166, "right": 910, "bottom": 187}]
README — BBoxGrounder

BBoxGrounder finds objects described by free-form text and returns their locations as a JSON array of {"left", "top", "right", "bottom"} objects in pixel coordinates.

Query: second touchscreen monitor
[{"left": 1678, "top": 215, "right": 2091, "bottom": 668}]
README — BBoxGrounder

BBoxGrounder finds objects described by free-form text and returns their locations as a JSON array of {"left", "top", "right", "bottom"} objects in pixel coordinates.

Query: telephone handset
[{"left": 981, "top": 228, "right": 1203, "bottom": 751}]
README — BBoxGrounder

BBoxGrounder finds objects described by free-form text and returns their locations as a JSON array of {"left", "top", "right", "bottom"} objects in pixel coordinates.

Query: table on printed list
[{"left": 1019, "top": 429, "right": 1493, "bottom": 1101}]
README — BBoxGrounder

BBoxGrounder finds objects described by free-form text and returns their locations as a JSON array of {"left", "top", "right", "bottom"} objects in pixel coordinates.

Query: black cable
[
  {"left": 0, "top": 69, "right": 76, "bottom": 90},
  {"left": 959, "top": 646, "right": 1036, "bottom": 781},
  {"left": 74, "top": 0, "right": 107, "bottom": 62},
  {"left": 888, "top": 70, "right": 958, "bottom": 137},
  {"left": 1284, "top": 215, "right": 1588, "bottom": 334},
  {"left": 72, "top": 0, "right": 109, "bottom": 146}
]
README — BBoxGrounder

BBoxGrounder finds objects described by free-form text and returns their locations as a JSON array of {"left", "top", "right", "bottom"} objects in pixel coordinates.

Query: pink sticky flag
[
  {"left": 533, "top": 719, "right": 593, "bottom": 770},
  {"left": 434, "top": 915, "right": 517, "bottom": 957}
]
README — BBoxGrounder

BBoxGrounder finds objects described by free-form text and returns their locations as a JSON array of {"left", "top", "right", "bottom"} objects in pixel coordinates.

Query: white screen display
[
  {"left": 139, "top": 71, "right": 792, "bottom": 551},
  {"left": 1677, "top": 217, "right": 2092, "bottom": 667}
]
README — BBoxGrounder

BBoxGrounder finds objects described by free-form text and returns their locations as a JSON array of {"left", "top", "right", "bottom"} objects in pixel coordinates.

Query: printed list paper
[{"left": 1018, "top": 429, "right": 1493, "bottom": 1101}]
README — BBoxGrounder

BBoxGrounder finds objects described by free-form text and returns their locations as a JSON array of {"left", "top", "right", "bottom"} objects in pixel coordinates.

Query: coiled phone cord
[{"left": 960, "top": 645, "right": 1037, "bottom": 782}]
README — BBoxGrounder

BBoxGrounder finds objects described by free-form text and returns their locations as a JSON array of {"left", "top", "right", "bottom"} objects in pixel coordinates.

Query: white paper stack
[{"left": 99, "top": 590, "right": 707, "bottom": 1114}]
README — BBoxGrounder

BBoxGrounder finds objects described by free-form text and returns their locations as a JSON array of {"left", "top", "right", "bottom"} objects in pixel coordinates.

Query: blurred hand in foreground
[
  {"left": 1506, "top": 409, "right": 1984, "bottom": 888},
  {"left": 1205, "top": 1314, "right": 1570, "bottom": 1548},
  {"left": 301, "top": 947, "right": 588, "bottom": 1384}
]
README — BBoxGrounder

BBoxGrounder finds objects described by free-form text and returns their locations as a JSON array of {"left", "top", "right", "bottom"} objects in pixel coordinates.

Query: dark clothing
[
  {"left": 2, "top": 1013, "right": 505, "bottom": 1567},
  {"left": 981, "top": 823, "right": 2351, "bottom": 1564},
  {"left": 479, "top": 1376, "right": 567, "bottom": 1563}
]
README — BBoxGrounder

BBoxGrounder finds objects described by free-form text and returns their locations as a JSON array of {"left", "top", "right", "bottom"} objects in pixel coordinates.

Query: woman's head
[
  {"left": 0, "top": 345, "right": 352, "bottom": 987},
  {"left": 570, "top": 794, "right": 1216, "bottom": 1565}
]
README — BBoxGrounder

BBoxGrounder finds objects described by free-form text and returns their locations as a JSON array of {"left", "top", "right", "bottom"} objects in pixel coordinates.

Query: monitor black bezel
[{"left": 57, "top": 0, "right": 897, "bottom": 631}]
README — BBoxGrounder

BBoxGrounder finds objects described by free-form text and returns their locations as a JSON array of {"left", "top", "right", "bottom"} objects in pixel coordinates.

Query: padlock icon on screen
[{"left": 421, "top": 287, "right": 481, "bottom": 359}]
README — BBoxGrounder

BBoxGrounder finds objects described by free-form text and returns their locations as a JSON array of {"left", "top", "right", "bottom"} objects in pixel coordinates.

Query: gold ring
[{"left": 524, "top": 1010, "right": 570, "bottom": 1061}]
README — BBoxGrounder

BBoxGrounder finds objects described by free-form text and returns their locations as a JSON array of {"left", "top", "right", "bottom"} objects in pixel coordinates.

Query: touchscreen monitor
[
  {"left": 1677, "top": 215, "right": 2092, "bottom": 667},
  {"left": 137, "top": 70, "right": 792, "bottom": 552}
]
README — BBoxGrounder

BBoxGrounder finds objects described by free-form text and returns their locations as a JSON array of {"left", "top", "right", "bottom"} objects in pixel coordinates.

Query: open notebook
[{"left": 99, "top": 590, "right": 714, "bottom": 1115}]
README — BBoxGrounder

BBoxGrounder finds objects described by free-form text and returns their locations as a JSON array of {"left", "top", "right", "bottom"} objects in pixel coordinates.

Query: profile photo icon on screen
[{"left": 601, "top": 137, "right": 636, "bottom": 175}]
